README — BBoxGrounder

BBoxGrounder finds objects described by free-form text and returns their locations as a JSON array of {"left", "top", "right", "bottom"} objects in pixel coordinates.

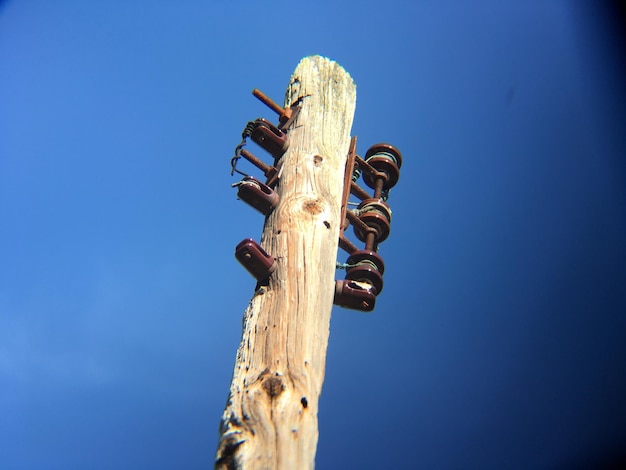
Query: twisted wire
[
  {"left": 230, "top": 121, "right": 256, "bottom": 176},
  {"left": 356, "top": 201, "right": 392, "bottom": 220},
  {"left": 365, "top": 151, "right": 399, "bottom": 166},
  {"left": 336, "top": 259, "right": 381, "bottom": 271}
]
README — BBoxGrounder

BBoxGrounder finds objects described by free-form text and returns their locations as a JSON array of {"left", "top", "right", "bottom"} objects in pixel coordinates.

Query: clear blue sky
[{"left": 1, "top": 1, "right": 625, "bottom": 469}]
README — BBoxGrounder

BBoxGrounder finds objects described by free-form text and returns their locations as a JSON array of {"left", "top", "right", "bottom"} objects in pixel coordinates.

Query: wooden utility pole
[{"left": 215, "top": 56, "right": 356, "bottom": 469}]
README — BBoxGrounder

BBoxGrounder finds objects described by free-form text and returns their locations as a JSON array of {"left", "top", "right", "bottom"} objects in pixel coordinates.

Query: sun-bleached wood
[{"left": 215, "top": 56, "right": 356, "bottom": 469}]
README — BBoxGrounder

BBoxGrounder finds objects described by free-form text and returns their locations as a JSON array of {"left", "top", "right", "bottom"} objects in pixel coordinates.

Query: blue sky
[{"left": 1, "top": 1, "right": 625, "bottom": 469}]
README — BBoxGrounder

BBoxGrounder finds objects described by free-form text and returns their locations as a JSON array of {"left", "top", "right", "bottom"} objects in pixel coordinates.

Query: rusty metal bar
[
  {"left": 240, "top": 148, "right": 273, "bottom": 175},
  {"left": 346, "top": 210, "right": 375, "bottom": 236},
  {"left": 339, "top": 234, "right": 358, "bottom": 254},
  {"left": 339, "top": 136, "right": 358, "bottom": 241},
  {"left": 350, "top": 181, "right": 371, "bottom": 201},
  {"left": 355, "top": 154, "right": 385, "bottom": 181},
  {"left": 365, "top": 232, "right": 376, "bottom": 251},
  {"left": 252, "top": 88, "right": 285, "bottom": 116},
  {"left": 373, "top": 178, "right": 385, "bottom": 200}
]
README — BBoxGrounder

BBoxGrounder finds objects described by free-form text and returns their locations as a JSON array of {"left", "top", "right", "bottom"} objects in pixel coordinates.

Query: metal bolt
[
  {"left": 252, "top": 88, "right": 292, "bottom": 123},
  {"left": 350, "top": 181, "right": 371, "bottom": 201},
  {"left": 240, "top": 149, "right": 272, "bottom": 175}
]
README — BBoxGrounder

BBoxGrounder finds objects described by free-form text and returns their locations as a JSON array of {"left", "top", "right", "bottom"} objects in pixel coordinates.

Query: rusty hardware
[
  {"left": 230, "top": 121, "right": 257, "bottom": 176},
  {"left": 360, "top": 143, "right": 402, "bottom": 195},
  {"left": 236, "top": 176, "right": 279, "bottom": 215},
  {"left": 339, "top": 136, "right": 360, "bottom": 254},
  {"left": 346, "top": 250, "right": 385, "bottom": 275},
  {"left": 230, "top": 90, "right": 300, "bottom": 192},
  {"left": 252, "top": 88, "right": 293, "bottom": 126},
  {"left": 339, "top": 231, "right": 358, "bottom": 255},
  {"left": 345, "top": 265, "right": 384, "bottom": 296},
  {"left": 345, "top": 207, "right": 378, "bottom": 251},
  {"left": 239, "top": 149, "right": 279, "bottom": 187},
  {"left": 353, "top": 198, "right": 392, "bottom": 246},
  {"left": 336, "top": 138, "right": 402, "bottom": 312},
  {"left": 250, "top": 118, "right": 289, "bottom": 159},
  {"left": 345, "top": 250, "right": 385, "bottom": 295},
  {"left": 333, "top": 279, "right": 376, "bottom": 312},
  {"left": 230, "top": 119, "right": 287, "bottom": 179},
  {"left": 235, "top": 238, "right": 277, "bottom": 281},
  {"left": 350, "top": 180, "right": 371, "bottom": 201}
]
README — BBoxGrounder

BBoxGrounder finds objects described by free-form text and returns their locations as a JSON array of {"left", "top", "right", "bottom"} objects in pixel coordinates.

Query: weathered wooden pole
[{"left": 215, "top": 56, "right": 356, "bottom": 469}]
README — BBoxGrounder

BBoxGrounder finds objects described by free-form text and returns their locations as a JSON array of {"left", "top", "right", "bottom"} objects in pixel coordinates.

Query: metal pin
[{"left": 252, "top": 89, "right": 292, "bottom": 123}]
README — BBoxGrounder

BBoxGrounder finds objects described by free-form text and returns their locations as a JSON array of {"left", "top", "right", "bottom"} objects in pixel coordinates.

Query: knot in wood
[
  {"left": 262, "top": 376, "right": 285, "bottom": 398},
  {"left": 302, "top": 199, "right": 323, "bottom": 215}
]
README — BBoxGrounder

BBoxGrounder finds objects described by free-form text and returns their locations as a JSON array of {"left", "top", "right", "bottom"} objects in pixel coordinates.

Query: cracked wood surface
[{"left": 215, "top": 56, "right": 356, "bottom": 470}]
